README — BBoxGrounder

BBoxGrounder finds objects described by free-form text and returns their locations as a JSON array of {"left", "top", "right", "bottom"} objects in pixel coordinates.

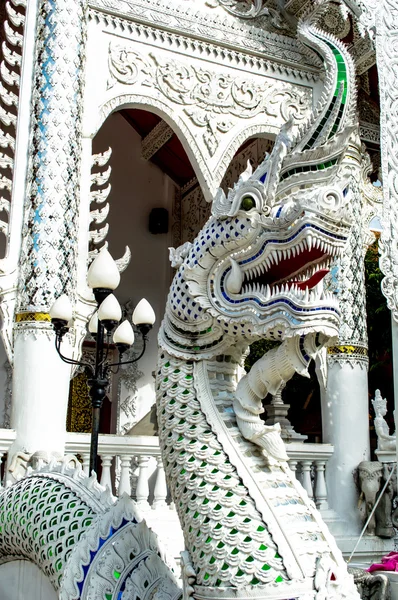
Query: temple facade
[{"left": 0, "top": 1, "right": 397, "bottom": 599}]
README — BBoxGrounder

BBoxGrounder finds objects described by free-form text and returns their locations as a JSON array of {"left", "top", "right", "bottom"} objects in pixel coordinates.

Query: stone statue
[
  {"left": 348, "top": 567, "right": 390, "bottom": 600},
  {"left": 358, "top": 461, "right": 384, "bottom": 536},
  {"left": 374, "top": 464, "right": 396, "bottom": 538},
  {"left": 372, "top": 389, "right": 396, "bottom": 453},
  {"left": 358, "top": 461, "right": 396, "bottom": 538}
]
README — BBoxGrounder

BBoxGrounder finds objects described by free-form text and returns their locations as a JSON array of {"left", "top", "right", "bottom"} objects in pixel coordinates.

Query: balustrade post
[
  {"left": 295, "top": 461, "right": 303, "bottom": 485},
  {"left": 153, "top": 456, "right": 167, "bottom": 509},
  {"left": 118, "top": 455, "right": 132, "bottom": 497},
  {"left": 100, "top": 454, "right": 113, "bottom": 492},
  {"left": 81, "top": 453, "right": 90, "bottom": 476},
  {"left": 314, "top": 460, "right": 329, "bottom": 510},
  {"left": 301, "top": 460, "right": 314, "bottom": 499},
  {"left": 0, "top": 452, "right": 4, "bottom": 490},
  {"left": 288, "top": 460, "right": 298, "bottom": 479},
  {"left": 136, "top": 455, "right": 150, "bottom": 509}
]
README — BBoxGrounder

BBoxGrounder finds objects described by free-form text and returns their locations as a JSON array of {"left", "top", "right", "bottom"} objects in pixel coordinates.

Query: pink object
[{"left": 367, "top": 552, "right": 398, "bottom": 572}]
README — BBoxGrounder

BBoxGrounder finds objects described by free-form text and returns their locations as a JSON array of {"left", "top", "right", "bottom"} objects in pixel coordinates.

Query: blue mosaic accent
[
  {"left": 259, "top": 171, "right": 268, "bottom": 183},
  {"left": 299, "top": 334, "right": 310, "bottom": 362},
  {"left": 77, "top": 518, "right": 132, "bottom": 597},
  {"left": 18, "top": 0, "right": 86, "bottom": 311}
]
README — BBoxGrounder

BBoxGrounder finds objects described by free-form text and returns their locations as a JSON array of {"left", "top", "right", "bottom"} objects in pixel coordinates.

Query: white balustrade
[
  {"left": 0, "top": 428, "right": 334, "bottom": 514},
  {"left": 65, "top": 432, "right": 163, "bottom": 508},
  {"left": 287, "top": 441, "right": 334, "bottom": 511}
]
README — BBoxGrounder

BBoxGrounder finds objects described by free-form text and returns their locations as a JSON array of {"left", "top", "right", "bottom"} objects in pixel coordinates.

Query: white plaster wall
[
  {"left": 92, "top": 112, "right": 176, "bottom": 431},
  {"left": 0, "top": 561, "right": 57, "bottom": 600}
]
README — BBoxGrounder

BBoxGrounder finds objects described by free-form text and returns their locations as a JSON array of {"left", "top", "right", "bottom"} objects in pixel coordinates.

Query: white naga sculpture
[
  {"left": 372, "top": 389, "right": 396, "bottom": 453},
  {"left": 157, "top": 19, "right": 361, "bottom": 600},
  {"left": 0, "top": 464, "right": 182, "bottom": 600}
]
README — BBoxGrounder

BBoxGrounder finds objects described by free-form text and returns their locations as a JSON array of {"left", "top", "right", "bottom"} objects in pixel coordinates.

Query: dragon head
[{"left": 160, "top": 23, "right": 358, "bottom": 359}]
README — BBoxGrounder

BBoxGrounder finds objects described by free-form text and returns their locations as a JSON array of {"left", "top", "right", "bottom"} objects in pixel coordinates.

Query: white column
[
  {"left": 5, "top": 0, "right": 87, "bottom": 475},
  {"left": 9, "top": 326, "right": 72, "bottom": 463},
  {"left": 392, "top": 319, "right": 398, "bottom": 469},
  {"left": 320, "top": 141, "right": 370, "bottom": 534},
  {"left": 321, "top": 361, "right": 369, "bottom": 532},
  {"left": 375, "top": 0, "right": 398, "bottom": 510}
]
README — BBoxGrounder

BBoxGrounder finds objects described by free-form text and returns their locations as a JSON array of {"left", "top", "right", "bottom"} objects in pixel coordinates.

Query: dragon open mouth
[
  {"left": 241, "top": 238, "right": 336, "bottom": 296},
  {"left": 220, "top": 225, "right": 345, "bottom": 309}
]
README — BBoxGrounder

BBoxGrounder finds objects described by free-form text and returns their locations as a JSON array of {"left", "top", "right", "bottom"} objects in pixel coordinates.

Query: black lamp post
[{"left": 49, "top": 248, "right": 155, "bottom": 475}]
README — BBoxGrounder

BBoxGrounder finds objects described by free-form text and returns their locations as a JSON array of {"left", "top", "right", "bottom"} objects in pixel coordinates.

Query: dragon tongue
[{"left": 290, "top": 269, "right": 329, "bottom": 291}]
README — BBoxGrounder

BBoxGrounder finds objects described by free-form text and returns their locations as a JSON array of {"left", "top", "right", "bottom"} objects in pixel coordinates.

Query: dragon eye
[{"left": 240, "top": 196, "right": 256, "bottom": 211}]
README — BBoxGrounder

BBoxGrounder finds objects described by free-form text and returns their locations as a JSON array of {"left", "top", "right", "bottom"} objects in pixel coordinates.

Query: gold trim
[
  {"left": 15, "top": 312, "right": 51, "bottom": 323},
  {"left": 67, "top": 372, "right": 92, "bottom": 433},
  {"left": 327, "top": 345, "right": 368, "bottom": 356}
]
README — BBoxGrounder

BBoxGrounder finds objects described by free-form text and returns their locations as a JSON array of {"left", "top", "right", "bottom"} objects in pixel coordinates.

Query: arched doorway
[{"left": 67, "top": 108, "right": 276, "bottom": 439}]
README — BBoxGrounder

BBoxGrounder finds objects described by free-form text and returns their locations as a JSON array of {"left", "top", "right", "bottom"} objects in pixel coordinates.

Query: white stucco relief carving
[
  {"left": 88, "top": 0, "right": 319, "bottom": 73},
  {"left": 108, "top": 44, "right": 310, "bottom": 159},
  {"left": 95, "top": 39, "right": 312, "bottom": 198},
  {"left": 203, "top": 0, "right": 285, "bottom": 28},
  {"left": 375, "top": 0, "right": 398, "bottom": 322}
]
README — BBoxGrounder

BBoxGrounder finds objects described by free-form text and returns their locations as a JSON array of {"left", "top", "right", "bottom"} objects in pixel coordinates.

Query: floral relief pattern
[
  {"left": 108, "top": 43, "right": 311, "bottom": 156},
  {"left": 377, "top": 0, "right": 398, "bottom": 323}
]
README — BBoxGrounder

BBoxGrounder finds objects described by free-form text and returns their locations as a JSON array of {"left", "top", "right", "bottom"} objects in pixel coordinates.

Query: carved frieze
[
  {"left": 89, "top": 0, "right": 319, "bottom": 75},
  {"left": 316, "top": 3, "right": 352, "bottom": 40},
  {"left": 142, "top": 120, "right": 173, "bottom": 161},
  {"left": 376, "top": 0, "right": 398, "bottom": 322},
  {"left": 107, "top": 42, "right": 311, "bottom": 159},
  {"left": 204, "top": 0, "right": 285, "bottom": 29}
]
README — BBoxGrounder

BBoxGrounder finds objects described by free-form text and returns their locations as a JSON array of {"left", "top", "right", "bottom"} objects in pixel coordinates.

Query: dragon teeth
[{"left": 226, "top": 258, "right": 243, "bottom": 294}]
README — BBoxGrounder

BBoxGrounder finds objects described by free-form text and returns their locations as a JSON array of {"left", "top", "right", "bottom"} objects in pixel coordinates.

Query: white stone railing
[
  {"left": 65, "top": 432, "right": 168, "bottom": 509},
  {"left": 286, "top": 441, "right": 334, "bottom": 511},
  {"left": 0, "top": 428, "right": 15, "bottom": 488},
  {"left": 0, "top": 429, "right": 334, "bottom": 511}
]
